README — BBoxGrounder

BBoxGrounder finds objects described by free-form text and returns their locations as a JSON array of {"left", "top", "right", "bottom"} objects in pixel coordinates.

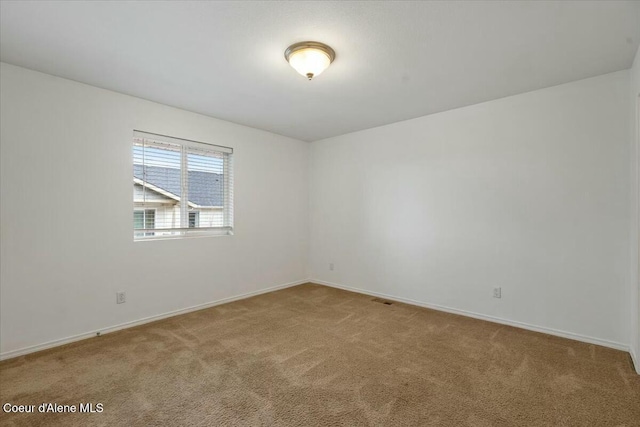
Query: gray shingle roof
[{"left": 134, "top": 164, "right": 223, "bottom": 207}]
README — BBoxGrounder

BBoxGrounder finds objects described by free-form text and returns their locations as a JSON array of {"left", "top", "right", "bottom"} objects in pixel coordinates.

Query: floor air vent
[{"left": 372, "top": 298, "right": 393, "bottom": 305}]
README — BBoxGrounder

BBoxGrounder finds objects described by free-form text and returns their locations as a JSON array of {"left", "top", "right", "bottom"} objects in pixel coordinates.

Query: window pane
[
  {"left": 133, "top": 211, "right": 143, "bottom": 229},
  {"left": 133, "top": 137, "right": 182, "bottom": 236},
  {"left": 145, "top": 210, "right": 155, "bottom": 229},
  {"left": 187, "top": 148, "right": 225, "bottom": 229},
  {"left": 188, "top": 211, "right": 199, "bottom": 228}
]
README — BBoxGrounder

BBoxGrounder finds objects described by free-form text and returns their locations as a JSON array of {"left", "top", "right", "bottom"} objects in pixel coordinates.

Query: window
[
  {"left": 132, "top": 131, "right": 233, "bottom": 240},
  {"left": 134, "top": 209, "right": 155, "bottom": 237},
  {"left": 188, "top": 211, "right": 199, "bottom": 228}
]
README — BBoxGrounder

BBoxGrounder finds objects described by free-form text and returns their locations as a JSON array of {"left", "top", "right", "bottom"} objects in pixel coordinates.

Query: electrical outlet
[
  {"left": 329, "top": 263, "right": 334, "bottom": 271},
  {"left": 493, "top": 287, "right": 501, "bottom": 299},
  {"left": 116, "top": 291, "right": 126, "bottom": 304}
]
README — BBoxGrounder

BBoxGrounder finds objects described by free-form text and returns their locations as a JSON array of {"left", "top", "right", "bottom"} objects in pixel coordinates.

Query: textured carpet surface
[{"left": 1, "top": 283, "right": 639, "bottom": 426}]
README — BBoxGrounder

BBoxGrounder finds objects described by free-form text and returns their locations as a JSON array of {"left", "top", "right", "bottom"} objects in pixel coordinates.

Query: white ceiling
[{"left": 1, "top": 1, "right": 639, "bottom": 142}]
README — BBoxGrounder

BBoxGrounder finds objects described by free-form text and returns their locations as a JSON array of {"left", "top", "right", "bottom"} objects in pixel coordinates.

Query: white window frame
[{"left": 133, "top": 130, "right": 234, "bottom": 241}]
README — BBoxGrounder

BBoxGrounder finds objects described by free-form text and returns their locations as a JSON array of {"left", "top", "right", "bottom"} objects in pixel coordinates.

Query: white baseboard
[
  {"left": 631, "top": 347, "right": 640, "bottom": 375},
  {"left": 4, "top": 278, "right": 634, "bottom": 372},
  {"left": 311, "top": 279, "right": 630, "bottom": 353},
  {"left": 0, "top": 279, "right": 309, "bottom": 361}
]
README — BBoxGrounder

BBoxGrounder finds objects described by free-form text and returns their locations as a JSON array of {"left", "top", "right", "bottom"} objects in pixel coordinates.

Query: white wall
[
  {"left": 0, "top": 63, "right": 309, "bottom": 358},
  {"left": 630, "top": 45, "right": 640, "bottom": 372},
  {"left": 310, "top": 71, "right": 631, "bottom": 349},
  {"left": 1, "top": 61, "right": 636, "bottom": 362}
]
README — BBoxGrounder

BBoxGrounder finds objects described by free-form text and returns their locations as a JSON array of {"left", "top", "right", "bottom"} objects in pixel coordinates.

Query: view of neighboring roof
[{"left": 133, "top": 164, "right": 223, "bottom": 207}]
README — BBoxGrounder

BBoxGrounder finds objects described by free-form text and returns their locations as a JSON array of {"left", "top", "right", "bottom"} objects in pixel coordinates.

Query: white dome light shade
[
  {"left": 288, "top": 48, "right": 331, "bottom": 79},
  {"left": 285, "top": 42, "right": 335, "bottom": 80}
]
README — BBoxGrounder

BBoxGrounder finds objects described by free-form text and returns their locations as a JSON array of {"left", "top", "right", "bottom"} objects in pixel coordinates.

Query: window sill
[{"left": 134, "top": 229, "right": 233, "bottom": 242}]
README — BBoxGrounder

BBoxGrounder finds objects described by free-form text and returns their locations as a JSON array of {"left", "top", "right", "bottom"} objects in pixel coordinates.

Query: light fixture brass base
[{"left": 284, "top": 41, "right": 336, "bottom": 64}]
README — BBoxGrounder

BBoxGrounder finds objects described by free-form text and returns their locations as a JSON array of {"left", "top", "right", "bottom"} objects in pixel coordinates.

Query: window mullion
[
  {"left": 223, "top": 153, "right": 233, "bottom": 229},
  {"left": 180, "top": 145, "right": 188, "bottom": 229}
]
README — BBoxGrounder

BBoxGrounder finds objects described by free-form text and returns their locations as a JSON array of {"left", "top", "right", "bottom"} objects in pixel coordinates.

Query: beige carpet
[{"left": 1, "top": 283, "right": 638, "bottom": 426}]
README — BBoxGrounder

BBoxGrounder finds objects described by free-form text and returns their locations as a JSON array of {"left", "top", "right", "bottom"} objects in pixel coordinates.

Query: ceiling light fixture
[{"left": 284, "top": 41, "right": 335, "bottom": 81}]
